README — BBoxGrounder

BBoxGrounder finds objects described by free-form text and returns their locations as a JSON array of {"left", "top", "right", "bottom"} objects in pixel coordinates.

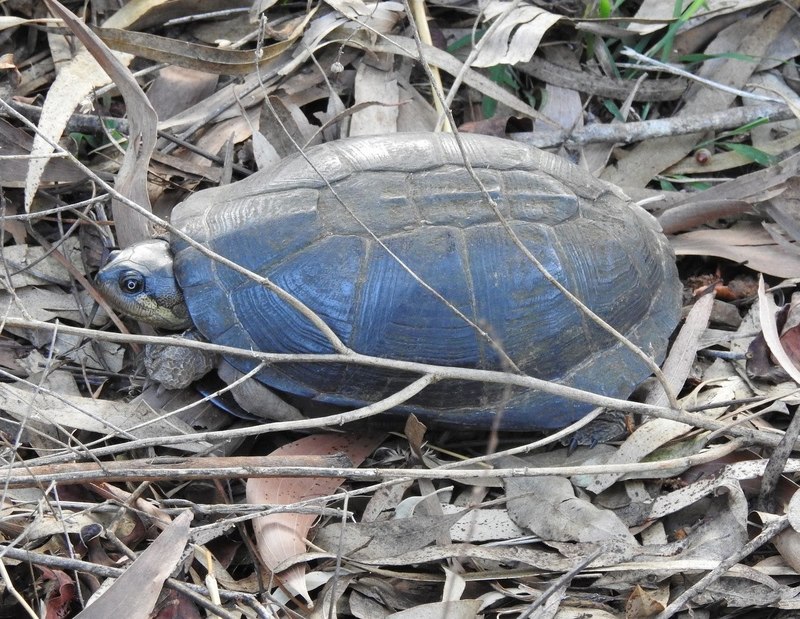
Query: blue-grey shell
[{"left": 170, "top": 133, "right": 680, "bottom": 430}]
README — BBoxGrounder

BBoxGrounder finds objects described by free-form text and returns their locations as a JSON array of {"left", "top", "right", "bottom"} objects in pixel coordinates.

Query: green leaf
[
  {"left": 677, "top": 52, "right": 758, "bottom": 64},
  {"left": 721, "top": 143, "right": 776, "bottom": 167},
  {"left": 603, "top": 99, "right": 625, "bottom": 121}
]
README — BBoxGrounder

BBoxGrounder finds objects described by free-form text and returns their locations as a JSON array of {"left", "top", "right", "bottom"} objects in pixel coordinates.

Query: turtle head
[{"left": 96, "top": 239, "right": 192, "bottom": 330}]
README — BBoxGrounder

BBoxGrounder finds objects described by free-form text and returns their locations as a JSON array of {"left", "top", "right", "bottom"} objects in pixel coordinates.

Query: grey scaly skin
[{"left": 95, "top": 239, "right": 192, "bottom": 330}]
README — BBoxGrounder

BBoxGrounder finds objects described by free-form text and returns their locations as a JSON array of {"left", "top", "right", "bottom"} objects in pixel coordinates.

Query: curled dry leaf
[
  {"left": 471, "top": 3, "right": 561, "bottom": 68},
  {"left": 37, "top": 567, "right": 76, "bottom": 619},
  {"left": 748, "top": 291, "right": 800, "bottom": 382},
  {"left": 757, "top": 278, "right": 800, "bottom": 384}
]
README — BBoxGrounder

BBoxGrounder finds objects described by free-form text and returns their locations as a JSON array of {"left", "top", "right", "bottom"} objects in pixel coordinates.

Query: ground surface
[{"left": 2, "top": 1, "right": 800, "bottom": 618}]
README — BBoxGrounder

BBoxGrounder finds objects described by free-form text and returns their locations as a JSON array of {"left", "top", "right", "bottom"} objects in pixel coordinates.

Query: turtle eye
[{"left": 119, "top": 272, "right": 144, "bottom": 294}]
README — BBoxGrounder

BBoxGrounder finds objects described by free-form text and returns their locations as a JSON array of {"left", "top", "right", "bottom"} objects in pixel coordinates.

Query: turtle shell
[{"left": 170, "top": 133, "right": 680, "bottom": 430}]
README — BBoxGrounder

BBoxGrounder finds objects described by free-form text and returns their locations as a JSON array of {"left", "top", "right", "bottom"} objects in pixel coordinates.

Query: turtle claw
[{"left": 565, "top": 411, "right": 630, "bottom": 452}]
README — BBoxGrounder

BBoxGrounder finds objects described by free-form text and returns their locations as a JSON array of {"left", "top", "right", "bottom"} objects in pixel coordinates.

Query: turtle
[{"left": 96, "top": 132, "right": 681, "bottom": 431}]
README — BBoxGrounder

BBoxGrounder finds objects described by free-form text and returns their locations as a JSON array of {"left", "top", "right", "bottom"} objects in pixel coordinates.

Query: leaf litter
[{"left": 3, "top": 0, "right": 800, "bottom": 617}]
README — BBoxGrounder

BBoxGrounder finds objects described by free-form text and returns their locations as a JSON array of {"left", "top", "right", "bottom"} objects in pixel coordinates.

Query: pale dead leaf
[
  {"left": 503, "top": 456, "right": 636, "bottom": 545},
  {"left": 95, "top": 27, "right": 295, "bottom": 75},
  {"left": 443, "top": 567, "right": 467, "bottom": 602},
  {"left": 246, "top": 433, "right": 381, "bottom": 605},
  {"left": 0, "top": 382, "right": 207, "bottom": 447},
  {"left": 0, "top": 118, "right": 84, "bottom": 188},
  {"left": 190, "top": 106, "right": 260, "bottom": 168},
  {"left": 350, "top": 62, "right": 399, "bottom": 136},
  {"left": 340, "top": 542, "right": 577, "bottom": 570},
  {"left": 626, "top": 583, "right": 668, "bottom": 617},
  {"left": 24, "top": 510, "right": 102, "bottom": 542},
  {"left": 146, "top": 66, "right": 218, "bottom": 121},
  {"left": 789, "top": 488, "right": 800, "bottom": 534},
  {"left": 74, "top": 511, "right": 191, "bottom": 619},
  {"left": 0, "top": 16, "right": 59, "bottom": 31},
  {"left": 314, "top": 512, "right": 465, "bottom": 561},
  {"left": 773, "top": 524, "right": 800, "bottom": 574},
  {"left": 671, "top": 223, "right": 800, "bottom": 278},
  {"left": 396, "top": 79, "right": 437, "bottom": 132},
  {"left": 759, "top": 276, "right": 800, "bottom": 384},
  {"left": 22, "top": 51, "right": 121, "bottom": 208},
  {"left": 251, "top": 131, "right": 282, "bottom": 171},
  {"left": 28, "top": 2, "right": 135, "bottom": 213},
  {"left": 192, "top": 545, "right": 261, "bottom": 594},
  {"left": 0, "top": 237, "right": 83, "bottom": 287},
  {"left": 606, "top": 9, "right": 789, "bottom": 187},
  {"left": 45, "top": 0, "right": 157, "bottom": 247},
  {"left": 386, "top": 600, "right": 482, "bottom": 619},
  {"left": 0, "top": 288, "right": 106, "bottom": 326},
  {"left": 97, "top": 0, "right": 184, "bottom": 31},
  {"left": 649, "top": 459, "right": 794, "bottom": 520},
  {"left": 353, "top": 33, "right": 543, "bottom": 121},
  {"left": 323, "top": 0, "right": 403, "bottom": 31},
  {"left": 472, "top": 2, "right": 561, "bottom": 68},
  {"left": 628, "top": 0, "right": 768, "bottom": 35}
]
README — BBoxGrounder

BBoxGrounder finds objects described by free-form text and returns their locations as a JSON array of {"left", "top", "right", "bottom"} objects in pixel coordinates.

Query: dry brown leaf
[
  {"left": 0, "top": 118, "right": 84, "bottom": 188},
  {"left": 0, "top": 16, "right": 58, "bottom": 31},
  {"left": 246, "top": 433, "right": 382, "bottom": 604},
  {"left": 96, "top": 0, "right": 229, "bottom": 31},
  {"left": 628, "top": 0, "right": 769, "bottom": 35},
  {"left": 314, "top": 512, "right": 465, "bottom": 561},
  {"left": 0, "top": 238, "right": 83, "bottom": 288},
  {"left": 626, "top": 583, "right": 668, "bottom": 618},
  {"left": 75, "top": 511, "right": 191, "bottom": 619},
  {"left": 95, "top": 27, "right": 294, "bottom": 75},
  {"left": 146, "top": 66, "right": 219, "bottom": 121},
  {"left": 325, "top": 0, "right": 404, "bottom": 32},
  {"left": 363, "top": 33, "right": 543, "bottom": 121},
  {"left": 90, "top": 482, "right": 172, "bottom": 527},
  {"left": 46, "top": 0, "right": 158, "bottom": 248},
  {"left": 649, "top": 459, "right": 795, "bottom": 520},
  {"left": 0, "top": 288, "right": 106, "bottom": 326},
  {"left": 341, "top": 542, "right": 579, "bottom": 570}
]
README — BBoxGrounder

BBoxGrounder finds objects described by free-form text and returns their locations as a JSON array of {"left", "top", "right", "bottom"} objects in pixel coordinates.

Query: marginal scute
[{"left": 170, "top": 133, "right": 681, "bottom": 430}]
